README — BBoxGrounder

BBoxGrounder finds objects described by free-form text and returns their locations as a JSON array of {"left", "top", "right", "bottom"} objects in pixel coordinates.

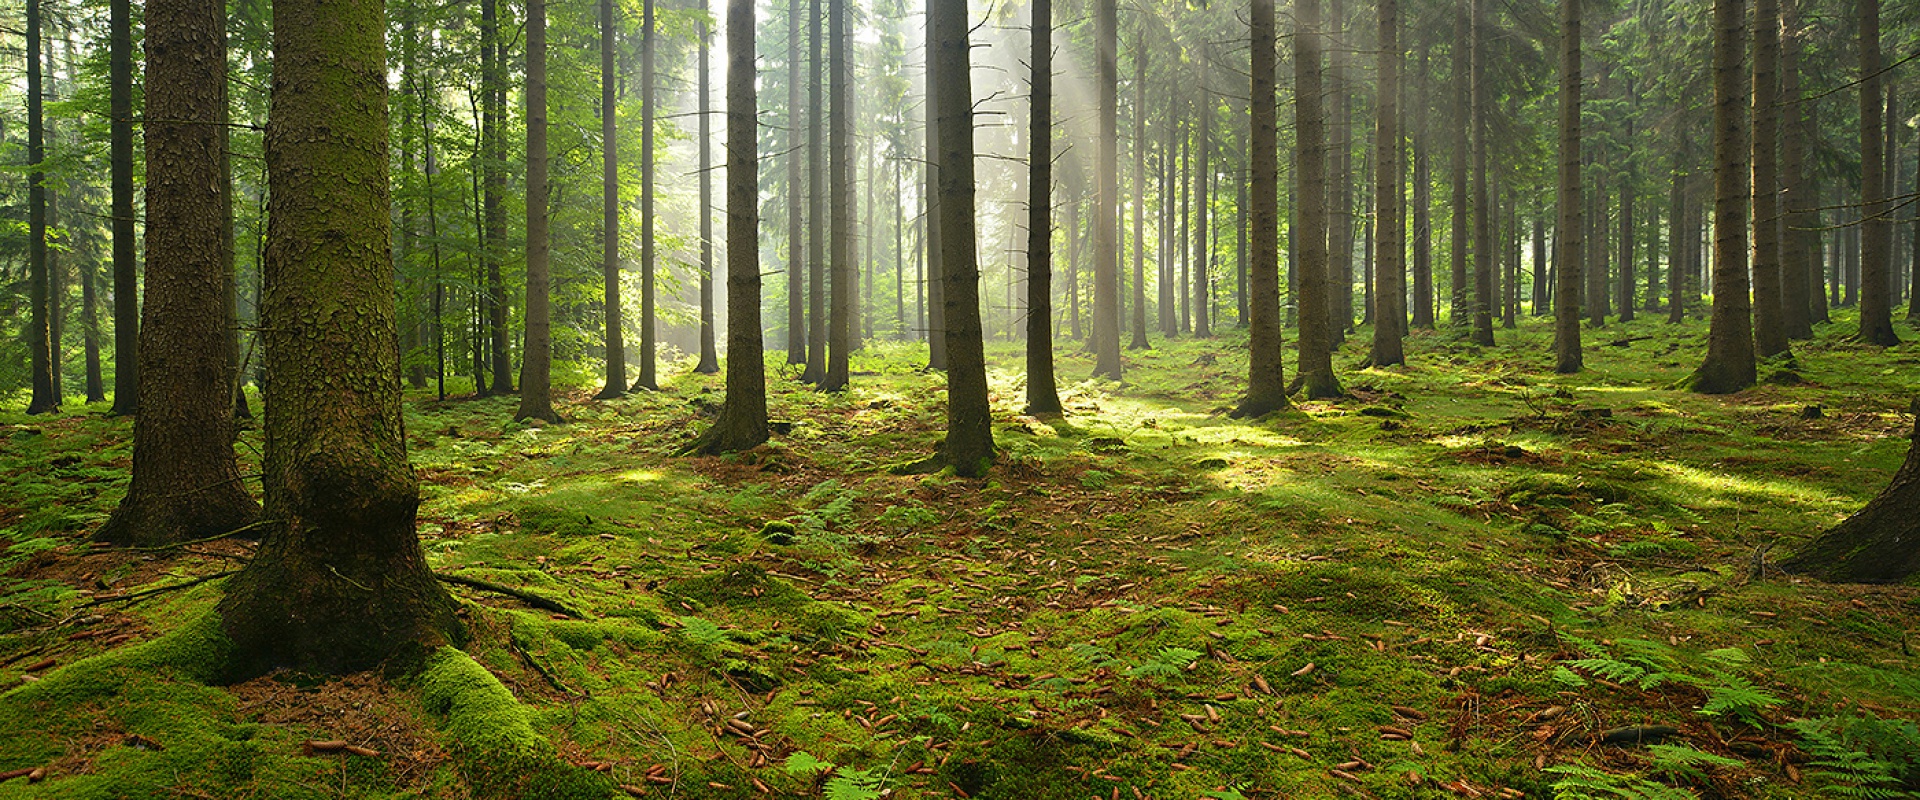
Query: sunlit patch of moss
[{"left": 415, "top": 647, "right": 613, "bottom": 799}]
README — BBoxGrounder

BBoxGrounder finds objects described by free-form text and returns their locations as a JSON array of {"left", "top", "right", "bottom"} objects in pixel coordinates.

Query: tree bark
[
  {"left": 25, "top": 0, "right": 56, "bottom": 416},
  {"left": 633, "top": 0, "right": 661, "bottom": 390},
  {"left": 931, "top": 0, "right": 993, "bottom": 477},
  {"left": 596, "top": 0, "right": 627, "bottom": 398},
  {"left": 98, "top": 0, "right": 260, "bottom": 547},
  {"left": 1130, "top": 25, "right": 1151, "bottom": 351},
  {"left": 1194, "top": 59, "right": 1213, "bottom": 340},
  {"left": 1234, "top": 0, "right": 1290, "bottom": 418},
  {"left": 515, "top": 0, "right": 563, "bottom": 422},
  {"left": 1750, "top": 0, "right": 1790, "bottom": 358},
  {"left": 1469, "top": 0, "right": 1494, "bottom": 346},
  {"left": 110, "top": 0, "right": 138, "bottom": 416},
  {"left": 1412, "top": 45, "right": 1434, "bottom": 329},
  {"left": 1024, "top": 0, "right": 1062, "bottom": 416},
  {"left": 686, "top": 0, "right": 769, "bottom": 456},
  {"left": 1692, "top": 0, "right": 1757, "bottom": 394},
  {"left": 1092, "top": 0, "right": 1123, "bottom": 381},
  {"left": 1296, "top": 0, "right": 1341, "bottom": 399},
  {"left": 219, "top": 0, "right": 461, "bottom": 675},
  {"left": 1856, "top": 0, "right": 1898, "bottom": 345},
  {"left": 786, "top": 0, "right": 806, "bottom": 363},
  {"left": 821, "top": 0, "right": 852, "bottom": 391},
  {"left": 1553, "top": 0, "right": 1583, "bottom": 374},
  {"left": 1782, "top": 404, "right": 1920, "bottom": 583},
  {"left": 1370, "top": 0, "right": 1405, "bottom": 366},
  {"left": 804, "top": 0, "right": 829, "bottom": 381},
  {"left": 696, "top": 19, "right": 719, "bottom": 375},
  {"left": 1449, "top": 4, "right": 1469, "bottom": 329},
  {"left": 481, "top": 0, "right": 512, "bottom": 395}
]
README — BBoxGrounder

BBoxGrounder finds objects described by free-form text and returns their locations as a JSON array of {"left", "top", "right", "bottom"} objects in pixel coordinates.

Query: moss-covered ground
[{"left": 1, "top": 311, "right": 1917, "bottom": 799}]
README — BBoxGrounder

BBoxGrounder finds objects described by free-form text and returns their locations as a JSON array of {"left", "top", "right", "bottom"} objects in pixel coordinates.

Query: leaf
[{"left": 783, "top": 751, "right": 835, "bottom": 776}]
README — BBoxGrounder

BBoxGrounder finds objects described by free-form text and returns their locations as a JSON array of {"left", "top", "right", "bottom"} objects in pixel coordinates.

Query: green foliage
[
  {"left": 1545, "top": 764, "right": 1699, "bottom": 800},
  {"left": 416, "top": 647, "right": 614, "bottom": 800},
  {"left": 1643, "top": 743, "right": 1742, "bottom": 783},
  {"left": 1125, "top": 646, "right": 1202, "bottom": 679},
  {"left": 1790, "top": 716, "right": 1920, "bottom": 799}
]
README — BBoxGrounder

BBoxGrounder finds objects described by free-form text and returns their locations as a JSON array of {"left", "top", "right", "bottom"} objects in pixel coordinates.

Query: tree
[
  {"left": 1778, "top": 2, "right": 1814, "bottom": 339},
  {"left": 1412, "top": 46, "right": 1434, "bottom": 329},
  {"left": 481, "top": 0, "right": 513, "bottom": 396},
  {"left": 1024, "top": 0, "right": 1063, "bottom": 417},
  {"left": 217, "top": 0, "right": 462, "bottom": 674},
  {"left": 685, "top": 0, "right": 770, "bottom": 456},
  {"left": 109, "top": 0, "right": 137, "bottom": 416},
  {"left": 25, "top": 0, "right": 57, "bottom": 417},
  {"left": 1129, "top": 24, "right": 1149, "bottom": 352},
  {"left": 1369, "top": 0, "right": 1405, "bottom": 367},
  {"left": 515, "top": 0, "right": 563, "bottom": 422},
  {"left": 1855, "top": 0, "right": 1898, "bottom": 346},
  {"left": 822, "top": 0, "right": 852, "bottom": 392},
  {"left": 96, "top": 0, "right": 261, "bottom": 548},
  {"left": 634, "top": 0, "right": 662, "bottom": 391},
  {"left": 786, "top": 0, "right": 806, "bottom": 363},
  {"left": 1091, "top": 0, "right": 1123, "bottom": 382},
  {"left": 1469, "top": 0, "right": 1494, "bottom": 346},
  {"left": 1553, "top": 0, "right": 1582, "bottom": 374},
  {"left": 803, "top": 0, "right": 828, "bottom": 382},
  {"left": 1782, "top": 402, "right": 1920, "bottom": 583},
  {"left": 929, "top": 0, "right": 993, "bottom": 477},
  {"left": 695, "top": 17, "right": 720, "bottom": 375},
  {"left": 1690, "top": 0, "right": 1755, "bottom": 394},
  {"left": 595, "top": 0, "right": 628, "bottom": 398},
  {"left": 1232, "top": 0, "right": 1290, "bottom": 419},
  {"left": 1749, "top": 0, "right": 1790, "bottom": 359},
  {"left": 1295, "top": 0, "right": 1341, "bottom": 400},
  {"left": 1448, "top": 4, "right": 1469, "bottom": 328},
  {"left": 1192, "top": 54, "right": 1213, "bottom": 340}
]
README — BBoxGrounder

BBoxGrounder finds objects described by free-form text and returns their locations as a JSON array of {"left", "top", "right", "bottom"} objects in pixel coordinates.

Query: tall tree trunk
[
  {"left": 687, "top": 0, "right": 769, "bottom": 456},
  {"left": 25, "top": 0, "right": 56, "bottom": 416},
  {"left": 1025, "top": 0, "right": 1062, "bottom": 415},
  {"left": 1449, "top": 4, "right": 1469, "bottom": 329},
  {"left": 1667, "top": 159, "right": 1686, "bottom": 323},
  {"left": 1092, "top": 0, "right": 1122, "bottom": 380},
  {"left": 83, "top": 257, "right": 104, "bottom": 403},
  {"left": 1412, "top": 45, "right": 1434, "bottom": 328},
  {"left": 1332, "top": 73, "right": 1352, "bottom": 341},
  {"left": 596, "top": 0, "right": 628, "bottom": 397},
  {"left": 1587, "top": 167, "right": 1608, "bottom": 327},
  {"left": 1750, "top": 0, "right": 1790, "bottom": 358},
  {"left": 696, "top": 19, "right": 719, "bottom": 374},
  {"left": 218, "top": 0, "right": 461, "bottom": 675},
  {"left": 1297, "top": 0, "right": 1341, "bottom": 399},
  {"left": 786, "top": 0, "right": 806, "bottom": 362},
  {"left": 1237, "top": 159, "right": 1249, "bottom": 328},
  {"left": 482, "top": 0, "right": 512, "bottom": 395},
  {"left": 1234, "top": 0, "right": 1290, "bottom": 418},
  {"left": 98, "top": 0, "right": 260, "bottom": 546},
  {"left": 822, "top": 0, "right": 852, "bottom": 391},
  {"left": 1619, "top": 170, "right": 1637, "bottom": 322},
  {"left": 1692, "top": 0, "right": 1757, "bottom": 393},
  {"left": 923, "top": 2, "right": 945, "bottom": 372},
  {"left": 1532, "top": 216, "right": 1546, "bottom": 315},
  {"left": 1856, "top": 0, "right": 1898, "bottom": 345},
  {"left": 1469, "top": 0, "right": 1494, "bottom": 346},
  {"left": 515, "top": 0, "right": 562, "bottom": 421},
  {"left": 1811, "top": 175, "right": 1831, "bottom": 323},
  {"left": 634, "top": 0, "right": 661, "bottom": 390},
  {"left": 1194, "top": 68, "right": 1213, "bottom": 339},
  {"left": 804, "top": 0, "right": 829, "bottom": 380},
  {"left": 1553, "top": 0, "right": 1583, "bottom": 373},
  {"left": 929, "top": 0, "right": 993, "bottom": 477},
  {"left": 1370, "top": 0, "right": 1405, "bottom": 366},
  {"left": 109, "top": 0, "right": 137, "bottom": 415},
  {"left": 1129, "top": 23, "right": 1151, "bottom": 351}
]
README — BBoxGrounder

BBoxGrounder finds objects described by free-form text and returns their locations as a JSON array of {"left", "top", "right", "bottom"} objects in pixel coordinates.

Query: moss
[
  {"left": 660, "top": 563, "right": 810, "bottom": 613},
  {"left": 415, "top": 647, "right": 614, "bottom": 799},
  {"left": 512, "top": 502, "right": 618, "bottom": 539}
]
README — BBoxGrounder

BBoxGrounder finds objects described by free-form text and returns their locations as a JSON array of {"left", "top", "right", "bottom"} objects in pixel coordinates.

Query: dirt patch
[{"left": 230, "top": 672, "right": 451, "bottom": 790}]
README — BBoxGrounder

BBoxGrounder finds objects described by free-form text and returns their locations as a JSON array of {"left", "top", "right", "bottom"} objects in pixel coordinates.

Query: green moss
[{"left": 415, "top": 647, "right": 614, "bottom": 799}]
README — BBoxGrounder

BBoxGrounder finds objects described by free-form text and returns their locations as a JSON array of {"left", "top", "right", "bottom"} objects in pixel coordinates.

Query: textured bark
[
  {"left": 1532, "top": 217, "right": 1546, "bottom": 315},
  {"left": 26, "top": 0, "right": 56, "bottom": 416},
  {"left": 1194, "top": 64, "right": 1213, "bottom": 340},
  {"left": 695, "top": 20, "right": 719, "bottom": 375},
  {"left": 1750, "top": 0, "right": 1790, "bottom": 358},
  {"left": 1296, "top": 0, "right": 1341, "bottom": 399},
  {"left": 83, "top": 255, "right": 103, "bottom": 403},
  {"left": 97, "top": 0, "right": 259, "bottom": 547},
  {"left": 634, "top": 0, "right": 661, "bottom": 390},
  {"left": 1667, "top": 161, "right": 1686, "bottom": 323},
  {"left": 1588, "top": 167, "right": 1609, "bottom": 327},
  {"left": 1449, "top": 4, "right": 1469, "bottom": 328},
  {"left": 219, "top": 0, "right": 461, "bottom": 675},
  {"left": 822, "top": 0, "right": 851, "bottom": 392},
  {"left": 1091, "top": 0, "right": 1122, "bottom": 381},
  {"left": 1236, "top": 163, "right": 1248, "bottom": 328},
  {"left": 1856, "top": 0, "right": 1898, "bottom": 346},
  {"left": 804, "top": 0, "right": 828, "bottom": 381},
  {"left": 1553, "top": 0, "right": 1583, "bottom": 374},
  {"left": 1692, "top": 0, "right": 1756, "bottom": 394},
  {"left": 1412, "top": 46, "right": 1434, "bottom": 329},
  {"left": 110, "top": 0, "right": 137, "bottom": 416},
  {"left": 786, "top": 0, "right": 806, "bottom": 362},
  {"left": 596, "top": 0, "right": 627, "bottom": 398},
  {"left": 1619, "top": 172, "right": 1636, "bottom": 322},
  {"left": 686, "top": 0, "right": 769, "bottom": 456},
  {"left": 481, "top": 0, "right": 512, "bottom": 395},
  {"left": 923, "top": 4, "right": 945, "bottom": 372},
  {"left": 515, "top": 0, "right": 562, "bottom": 422},
  {"left": 1234, "top": 0, "right": 1290, "bottom": 418},
  {"left": 931, "top": 0, "right": 993, "bottom": 477},
  {"left": 1024, "top": 0, "right": 1062, "bottom": 416},
  {"left": 1130, "top": 26, "right": 1150, "bottom": 351},
  {"left": 1369, "top": 0, "right": 1405, "bottom": 367},
  {"left": 1782, "top": 407, "right": 1920, "bottom": 583},
  {"left": 1469, "top": 0, "right": 1494, "bottom": 346}
]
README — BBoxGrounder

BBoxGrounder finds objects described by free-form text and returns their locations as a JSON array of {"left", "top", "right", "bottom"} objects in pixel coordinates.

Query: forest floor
[{"left": 1, "top": 311, "right": 1918, "bottom": 800}]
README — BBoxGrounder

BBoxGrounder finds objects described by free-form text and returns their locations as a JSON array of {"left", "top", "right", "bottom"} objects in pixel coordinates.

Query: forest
[{"left": 0, "top": 0, "right": 1919, "bottom": 794}]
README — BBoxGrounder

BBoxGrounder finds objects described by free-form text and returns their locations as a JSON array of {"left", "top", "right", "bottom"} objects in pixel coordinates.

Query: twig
[
  {"left": 80, "top": 570, "right": 240, "bottom": 608},
  {"left": 434, "top": 572, "right": 584, "bottom": 618}
]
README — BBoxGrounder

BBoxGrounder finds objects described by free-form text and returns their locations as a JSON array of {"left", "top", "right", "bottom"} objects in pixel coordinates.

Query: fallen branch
[
  {"left": 434, "top": 572, "right": 585, "bottom": 618},
  {"left": 80, "top": 570, "right": 240, "bottom": 608}
]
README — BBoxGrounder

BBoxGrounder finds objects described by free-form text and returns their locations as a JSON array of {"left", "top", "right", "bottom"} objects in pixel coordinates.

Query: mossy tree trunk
[
  {"left": 686, "top": 0, "right": 768, "bottom": 457},
  {"left": 1233, "top": 0, "right": 1290, "bottom": 419},
  {"left": 1691, "top": 0, "right": 1756, "bottom": 394},
  {"left": 1783, "top": 406, "right": 1920, "bottom": 583},
  {"left": 516, "top": 0, "right": 562, "bottom": 422},
  {"left": 1553, "top": 0, "right": 1583, "bottom": 374},
  {"left": 1023, "top": 0, "right": 1062, "bottom": 417},
  {"left": 932, "top": 0, "right": 993, "bottom": 478},
  {"left": 97, "top": 0, "right": 260, "bottom": 547},
  {"left": 219, "top": 0, "right": 461, "bottom": 675}
]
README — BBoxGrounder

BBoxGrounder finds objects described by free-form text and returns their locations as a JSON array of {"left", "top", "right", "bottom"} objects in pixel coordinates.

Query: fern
[
  {"left": 675, "top": 615, "right": 728, "bottom": 649},
  {"left": 1645, "top": 743, "right": 1742, "bottom": 783},
  {"left": 1545, "top": 764, "right": 1698, "bottom": 800},
  {"left": 1126, "top": 646, "right": 1203, "bottom": 678},
  {"left": 784, "top": 751, "right": 836, "bottom": 776},
  {"left": 824, "top": 767, "right": 885, "bottom": 800},
  {"left": 1791, "top": 717, "right": 1920, "bottom": 799},
  {"left": 1696, "top": 673, "right": 1783, "bottom": 724}
]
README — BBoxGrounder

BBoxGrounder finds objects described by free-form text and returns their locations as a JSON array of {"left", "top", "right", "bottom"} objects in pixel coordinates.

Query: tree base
[{"left": 1781, "top": 405, "right": 1920, "bottom": 584}]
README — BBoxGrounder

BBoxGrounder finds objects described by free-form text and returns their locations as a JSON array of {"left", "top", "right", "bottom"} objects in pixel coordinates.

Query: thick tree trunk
[
  {"left": 596, "top": 0, "right": 627, "bottom": 398},
  {"left": 1296, "top": 0, "right": 1341, "bottom": 399},
  {"left": 1194, "top": 66, "right": 1213, "bottom": 340},
  {"left": 1587, "top": 167, "right": 1609, "bottom": 328},
  {"left": 219, "top": 0, "right": 461, "bottom": 675},
  {"left": 25, "top": 0, "right": 56, "bottom": 416},
  {"left": 930, "top": 0, "right": 993, "bottom": 477},
  {"left": 482, "top": 0, "right": 512, "bottom": 396},
  {"left": 1234, "top": 0, "right": 1290, "bottom": 418},
  {"left": 1412, "top": 46, "right": 1434, "bottom": 329},
  {"left": 1783, "top": 405, "right": 1920, "bottom": 583},
  {"left": 822, "top": 0, "right": 852, "bottom": 391},
  {"left": 1856, "top": 0, "right": 1898, "bottom": 345},
  {"left": 1025, "top": 0, "right": 1062, "bottom": 416},
  {"left": 696, "top": 20, "right": 719, "bottom": 375},
  {"left": 786, "top": 0, "right": 806, "bottom": 362},
  {"left": 1750, "top": 0, "right": 1790, "bottom": 358},
  {"left": 1449, "top": 5, "right": 1469, "bottom": 328},
  {"left": 804, "top": 0, "right": 829, "bottom": 381},
  {"left": 634, "top": 0, "right": 661, "bottom": 391},
  {"left": 1370, "top": 0, "right": 1405, "bottom": 366},
  {"left": 1619, "top": 174, "right": 1636, "bottom": 323},
  {"left": 515, "top": 0, "right": 562, "bottom": 422},
  {"left": 1553, "top": 0, "right": 1583, "bottom": 374},
  {"left": 1469, "top": 0, "right": 1494, "bottom": 346},
  {"left": 923, "top": 5, "right": 945, "bottom": 372},
  {"left": 1130, "top": 26, "right": 1151, "bottom": 351},
  {"left": 1237, "top": 159, "right": 1249, "bottom": 328},
  {"left": 110, "top": 0, "right": 137, "bottom": 416},
  {"left": 97, "top": 0, "right": 259, "bottom": 547},
  {"left": 1092, "top": 0, "right": 1122, "bottom": 381},
  {"left": 1779, "top": 6, "right": 1813, "bottom": 339},
  {"left": 1692, "top": 0, "right": 1757, "bottom": 394},
  {"left": 687, "top": 0, "right": 769, "bottom": 456},
  {"left": 1667, "top": 160, "right": 1686, "bottom": 323}
]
